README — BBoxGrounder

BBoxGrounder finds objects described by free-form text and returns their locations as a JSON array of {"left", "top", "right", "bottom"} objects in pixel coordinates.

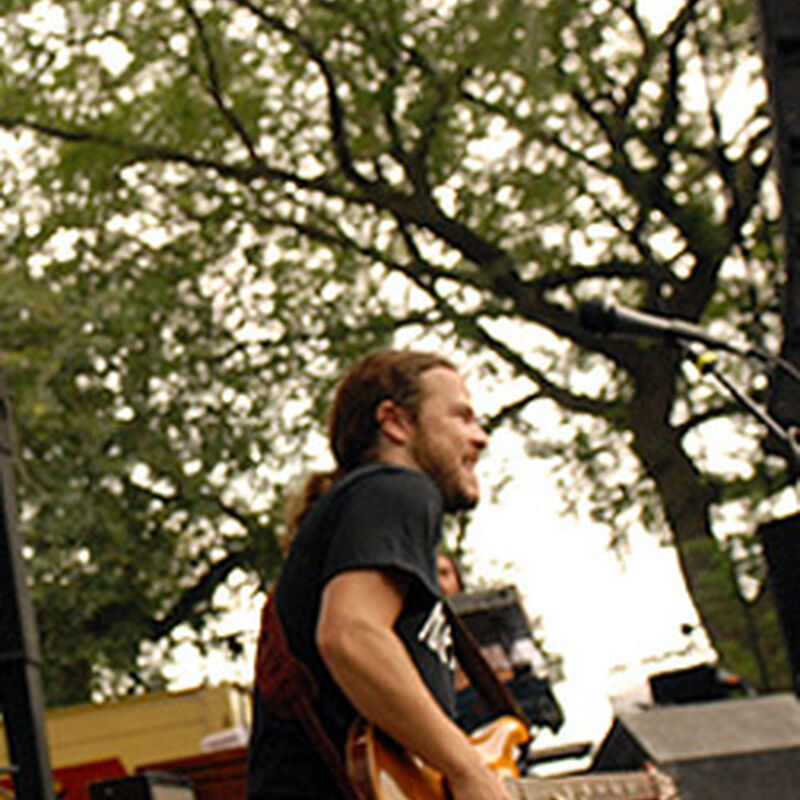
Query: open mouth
[
  {"left": 463, "top": 454, "right": 479, "bottom": 471},
  {"left": 460, "top": 459, "right": 480, "bottom": 486}
]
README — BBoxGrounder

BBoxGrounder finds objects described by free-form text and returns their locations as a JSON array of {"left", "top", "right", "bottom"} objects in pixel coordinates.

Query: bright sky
[{"left": 464, "top": 429, "right": 715, "bottom": 756}]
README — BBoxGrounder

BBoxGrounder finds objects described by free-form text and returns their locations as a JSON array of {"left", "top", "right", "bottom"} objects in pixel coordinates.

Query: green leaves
[{"left": 0, "top": 0, "right": 791, "bottom": 701}]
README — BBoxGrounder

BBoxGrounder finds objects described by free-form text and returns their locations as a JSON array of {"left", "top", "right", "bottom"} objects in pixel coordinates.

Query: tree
[{"left": 0, "top": 0, "right": 794, "bottom": 704}]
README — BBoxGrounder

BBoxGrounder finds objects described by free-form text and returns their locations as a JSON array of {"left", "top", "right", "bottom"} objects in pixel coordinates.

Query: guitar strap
[
  {"left": 444, "top": 600, "right": 531, "bottom": 728},
  {"left": 254, "top": 590, "right": 361, "bottom": 800},
  {"left": 252, "top": 590, "right": 528, "bottom": 798}
]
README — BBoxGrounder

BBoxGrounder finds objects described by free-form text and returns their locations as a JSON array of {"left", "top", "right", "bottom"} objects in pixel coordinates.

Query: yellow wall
[{"left": 0, "top": 684, "right": 251, "bottom": 772}]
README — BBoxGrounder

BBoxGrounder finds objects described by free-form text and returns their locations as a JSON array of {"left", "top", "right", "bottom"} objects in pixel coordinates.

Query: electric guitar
[{"left": 346, "top": 715, "right": 678, "bottom": 800}]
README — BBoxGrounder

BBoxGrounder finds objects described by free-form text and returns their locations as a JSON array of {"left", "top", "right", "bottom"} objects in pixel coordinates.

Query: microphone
[{"left": 578, "top": 301, "right": 748, "bottom": 355}]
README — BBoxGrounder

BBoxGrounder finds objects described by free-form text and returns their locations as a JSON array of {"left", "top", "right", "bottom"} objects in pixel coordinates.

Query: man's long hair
[{"left": 283, "top": 349, "right": 455, "bottom": 544}]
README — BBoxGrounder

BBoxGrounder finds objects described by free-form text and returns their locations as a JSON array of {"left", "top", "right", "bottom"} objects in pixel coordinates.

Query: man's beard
[{"left": 410, "top": 432, "right": 478, "bottom": 513}]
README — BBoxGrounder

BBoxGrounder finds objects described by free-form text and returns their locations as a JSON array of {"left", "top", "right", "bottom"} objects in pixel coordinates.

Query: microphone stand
[{"left": 681, "top": 343, "right": 800, "bottom": 471}]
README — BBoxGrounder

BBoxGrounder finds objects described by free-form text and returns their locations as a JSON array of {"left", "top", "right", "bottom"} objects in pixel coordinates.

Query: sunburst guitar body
[{"left": 346, "top": 714, "right": 529, "bottom": 800}]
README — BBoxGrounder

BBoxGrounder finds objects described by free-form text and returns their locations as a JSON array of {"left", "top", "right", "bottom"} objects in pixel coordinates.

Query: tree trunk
[{"left": 629, "top": 362, "right": 791, "bottom": 690}]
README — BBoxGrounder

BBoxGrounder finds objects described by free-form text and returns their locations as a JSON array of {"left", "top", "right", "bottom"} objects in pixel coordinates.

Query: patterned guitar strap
[
  {"left": 444, "top": 599, "right": 531, "bottom": 729},
  {"left": 253, "top": 589, "right": 361, "bottom": 800}
]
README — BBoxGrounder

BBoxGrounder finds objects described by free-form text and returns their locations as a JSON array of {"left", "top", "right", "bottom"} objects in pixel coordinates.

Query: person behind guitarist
[{"left": 247, "top": 349, "right": 515, "bottom": 800}]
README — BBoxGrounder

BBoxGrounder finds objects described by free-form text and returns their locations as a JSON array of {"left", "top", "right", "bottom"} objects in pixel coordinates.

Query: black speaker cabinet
[
  {"left": 89, "top": 772, "right": 196, "bottom": 800},
  {"left": 759, "top": 512, "right": 800, "bottom": 694},
  {"left": 592, "top": 693, "right": 800, "bottom": 800}
]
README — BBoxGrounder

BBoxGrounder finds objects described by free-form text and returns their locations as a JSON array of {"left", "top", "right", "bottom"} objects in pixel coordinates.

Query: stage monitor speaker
[
  {"left": 649, "top": 663, "right": 742, "bottom": 705},
  {"left": 758, "top": 512, "right": 800, "bottom": 694},
  {"left": 89, "top": 772, "right": 196, "bottom": 800},
  {"left": 592, "top": 693, "right": 800, "bottom": 800}
]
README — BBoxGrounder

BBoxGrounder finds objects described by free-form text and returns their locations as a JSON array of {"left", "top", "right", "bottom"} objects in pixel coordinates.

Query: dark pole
[
  {"left": 0, "top": 374, "right": 55, "bottom": 800},
  {"left": 757, "top": 1, "right": 800, "bottom": 444},
  {"left": 754, "top": 1, "right": 800, "bottom": 697}
]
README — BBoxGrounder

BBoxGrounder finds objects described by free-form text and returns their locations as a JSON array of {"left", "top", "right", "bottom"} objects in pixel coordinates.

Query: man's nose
[{"left": 472, "top": 422, "right": 490, "bottom": 450}]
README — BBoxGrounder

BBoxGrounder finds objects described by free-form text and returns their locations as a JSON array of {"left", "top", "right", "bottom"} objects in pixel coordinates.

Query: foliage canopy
[{"left": 0, "top": 0, "right": 795, "bottom": 704}]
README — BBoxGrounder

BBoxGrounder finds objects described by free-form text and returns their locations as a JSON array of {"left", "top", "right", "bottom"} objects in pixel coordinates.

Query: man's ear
[{"left": 375, "top": 399, "right": 413, "bottom": 445}]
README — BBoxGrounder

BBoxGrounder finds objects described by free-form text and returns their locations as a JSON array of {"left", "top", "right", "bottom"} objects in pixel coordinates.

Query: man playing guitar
[{"left": 247, "top": 349, "right": 513, "bottom": 800}]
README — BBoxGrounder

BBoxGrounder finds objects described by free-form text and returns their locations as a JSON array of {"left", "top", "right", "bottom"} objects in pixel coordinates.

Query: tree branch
[
  {"left": 149, "top": 547, "right": 252, "bottom": 640},
  {"left": 528, "top": 258, "right": 653, "bottom": 293},
  {"left": 179, "top": 0, "right": 262, "bottom": 164},
  {"left": 228, "top": 0, "right": 370, "bottom": 188},
  {"left": 392, "top": 224, "right": 623, "bottom": 422},
  {"left": 484, "top": 391, "right": 543, "bottom": 433}
]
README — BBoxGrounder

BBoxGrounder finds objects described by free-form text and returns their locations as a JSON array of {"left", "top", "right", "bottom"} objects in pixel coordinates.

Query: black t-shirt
[{"left": 247, "top": 465, "right": 454, "bottom": 800}]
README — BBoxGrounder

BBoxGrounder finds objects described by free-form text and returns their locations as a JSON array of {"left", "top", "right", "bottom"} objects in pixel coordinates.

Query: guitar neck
[{"left": 508, "top": 771, "right": 667, "bottom": 800}]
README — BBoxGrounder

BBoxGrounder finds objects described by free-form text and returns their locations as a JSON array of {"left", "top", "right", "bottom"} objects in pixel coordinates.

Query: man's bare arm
[{"left": 317, "top": 569, "right": 513, "bottom": 800}]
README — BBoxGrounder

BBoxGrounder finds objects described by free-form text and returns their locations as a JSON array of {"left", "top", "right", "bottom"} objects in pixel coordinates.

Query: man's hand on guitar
[
  {"left": 443, "top": 714, "right": 527, "bottom": 800},
  {"left": 445, "top": 759, "right": 516, "bottom": 800}
]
